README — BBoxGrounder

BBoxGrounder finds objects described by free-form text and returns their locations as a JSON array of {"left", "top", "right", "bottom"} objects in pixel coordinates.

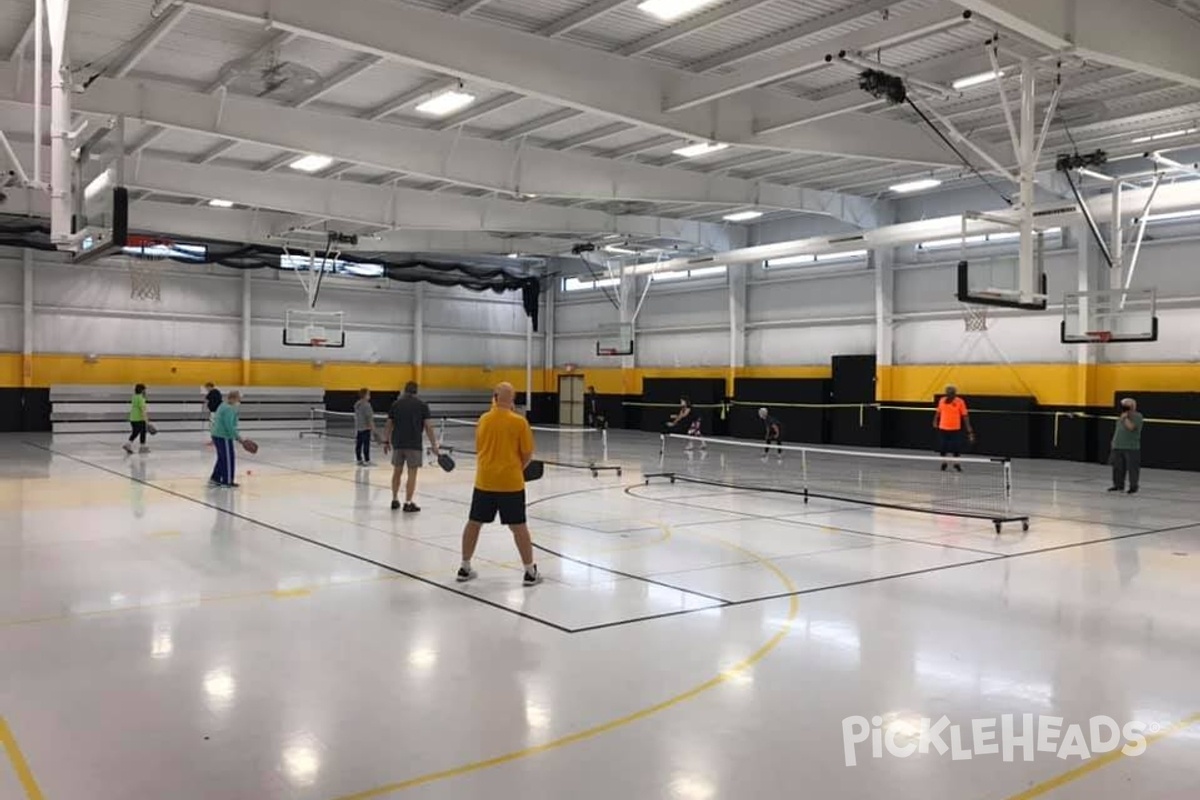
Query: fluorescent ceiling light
[
  {"left": 638, "top": 0, "right": 720, "bottom": 22},
  {"left": 289, "top": 154, "right": 333, "bottom": 173},
  {"left": 604, "top": 244, "right": 637, "bottom": 255},
  {"left": 688, "top": 265, "right": 727, "bottom": 278},
  {"left": 415, "top": 89, "right": 476, "bottom": 117},
  {"left": 673, "top": 141, "right": 729, "bottom": 158},
  {"left": 342, "top": 262, "right": 385, "bottom": 278},
  {"left": 1146, "top": 208, "right": 1200, "bottom": 222},
  {"left": 953, "top": 70, "right": 1002, "bottom": 90},
  {"left": 506, "top": 252, "right": 519, "bottom": 259},
  {"left": 723, "top": 210, "right": 763, "bottom": 222},
  {"left": 889, "top": 178, "right": 942, "bottom": 193},
  {"left": 207, "top": 198, "right": 234, "bottom": 208},
  {"left": 595, "top": 277, "right": 620, "bottom": 287},
  {"left": 1131, "top": 127, "right": 1198, "bottom": 144},
  {"left": 815, "top": 249, "right": 868, "bottom": 262},
  {"left": 767, "top": 254, "right": 816, "bottom": 268}
]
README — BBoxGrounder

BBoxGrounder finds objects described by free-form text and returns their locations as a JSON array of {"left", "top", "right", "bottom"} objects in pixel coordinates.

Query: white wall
[
  {"left": 0, "top": 246, "right": 542, "bottom": 370},
  {"left": 550, "top": 223, "right": 1200, "bottom": 370}
]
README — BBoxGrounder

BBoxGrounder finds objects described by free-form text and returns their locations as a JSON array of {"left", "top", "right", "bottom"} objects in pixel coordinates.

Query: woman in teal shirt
[{"left": 210, "top": 391, "right": 246, "bottom": 487}]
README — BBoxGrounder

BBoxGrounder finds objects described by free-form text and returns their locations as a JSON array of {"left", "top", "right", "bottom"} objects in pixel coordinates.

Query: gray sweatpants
[{"left": 1111, "top": 449, "right": 1141, "bottom": 491}]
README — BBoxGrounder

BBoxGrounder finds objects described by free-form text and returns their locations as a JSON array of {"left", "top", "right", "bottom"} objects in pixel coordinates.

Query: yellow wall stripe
[{"left": 1, "top": 352, "right": 1197, "bottom": 407}]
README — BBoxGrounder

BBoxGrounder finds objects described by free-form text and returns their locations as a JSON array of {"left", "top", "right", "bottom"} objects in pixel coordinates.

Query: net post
[
  {"left": 801, "top": 448, "right": 809, "bottom": 503},
  {"left": 658, "top": 433, "right": 665, "bottom": 461},
  {"left": 1003, "top": 459, "right": 1013, "bottom": 512},
  {"left": 602, "top": 428, "right": 608, "bottom": 460}
]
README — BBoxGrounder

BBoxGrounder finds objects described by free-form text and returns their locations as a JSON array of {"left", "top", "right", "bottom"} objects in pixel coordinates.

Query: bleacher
[{"left": 50, "top": 385, "right": 325, "bottom": 435}]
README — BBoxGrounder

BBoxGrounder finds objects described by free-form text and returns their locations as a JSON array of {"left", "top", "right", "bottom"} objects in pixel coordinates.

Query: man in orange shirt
[
  {"left": 933, "top": 385, "right": 975, "bottom": 471},
  {"left": 456, "top": 382, "right": 541, "bottom": 586}
]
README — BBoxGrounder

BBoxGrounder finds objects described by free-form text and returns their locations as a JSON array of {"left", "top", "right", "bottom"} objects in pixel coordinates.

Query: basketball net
[
  {"left": 128, "top": 255, "right": 166, "bottom": 302},
  {"left": 961, "top": 303, "right": 989, "bottom": 332}
]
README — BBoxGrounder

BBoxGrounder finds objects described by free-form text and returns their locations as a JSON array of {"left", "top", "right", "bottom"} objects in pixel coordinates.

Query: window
[
  {"left": 563, "top": 276, "right": 620, "bottom": 292},
  {"left": 279, "top": 253, "right": 385, "bottom": 278},
  {"left": 648, "top": 265, "right": 726, "bottom": 282},
  {"left": 766, "top": 250, "right": 867, "bottom": 268},
  {"left": 917, "top": 228, "right": 1060, "bottom": 251},
  {"left": 122, "top": 243, "right": 208, "bottom": 262}
]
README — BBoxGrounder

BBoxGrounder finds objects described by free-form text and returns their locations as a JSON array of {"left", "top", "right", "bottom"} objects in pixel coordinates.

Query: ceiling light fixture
[
  {"left": 289, "top": 154, "right": 334, "bottom": 173},
  {"left": 415, "top": 89, "right": 476, "bottom": 117},
  {"left": 1131, "top": 127, "right": 1198, "bottom": 144},
  {"left": 673, "top": 141, "right": 729, "bottom": 158},
  {"left": 604, "top": 244, "right": 637, "bottom": 255},
  {"left": 637, "top": 0, "right": 720, "bottom": 22},
  {"left": 889, "top": 178, "right": 942, "bottom": 193},
  {"left": 723, "top": 210, "right": 763, "bottom": 222},
  {"left": 952, "top": 70, "right": 1002, "bottom": 90},
  {"left": 207, "top": 198, "right": 234, "bottom": 208}
]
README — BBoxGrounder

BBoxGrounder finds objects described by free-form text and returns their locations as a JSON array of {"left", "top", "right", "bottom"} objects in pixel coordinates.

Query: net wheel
[
  {"left": 1021, "top": 520, "right": 1030, "bottom": 532},
  {"left": 669, "top": 476, "right": 676, "bottom": 484},
  {"left": 643, "top": 478, "right": 649, "bottom": 486},
  {"left": 617, "top": 468, "right": 622, "bottom": 476},
  {"left": 994, "top": 521, "right": 1003, "bottom": 534},
  {"left": 591, "top": 469, "right": 598, "bottom": 478}
]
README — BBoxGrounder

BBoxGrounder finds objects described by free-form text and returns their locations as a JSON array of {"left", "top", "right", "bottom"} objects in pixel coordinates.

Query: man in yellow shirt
[{"left": 456, "top": 382, "right": 541, "bottom": 586}]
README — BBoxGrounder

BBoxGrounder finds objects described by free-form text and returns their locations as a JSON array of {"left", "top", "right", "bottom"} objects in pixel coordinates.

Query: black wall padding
[
  {"left": 731, "top": 378, "right": 829, "bottom": 443},
  {"left": 830, "top": 355, "right": 880, "bottom": 447},
  {"left": 1110, "top": 391, "right": 1200, "bottom": 471},
  {"left": 640, "top": 378, "right": 725, "bottom": 434},
  {"left": 886, "top": 395, "right": 1037, "bottom": 458},
  {"left": 0, "top": 388, "right": 51, "bottom": 432}
]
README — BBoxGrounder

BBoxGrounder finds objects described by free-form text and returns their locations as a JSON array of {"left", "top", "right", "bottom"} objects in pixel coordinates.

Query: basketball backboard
[
  {"left": 595, "top": 322, "right": 633, "bottom": 357},
  {"left": 284, "top": 309, "right": 346, "bottom": 348},
  {"left": 1061, "top": 288, "right": 1158, "bottom": 343}
]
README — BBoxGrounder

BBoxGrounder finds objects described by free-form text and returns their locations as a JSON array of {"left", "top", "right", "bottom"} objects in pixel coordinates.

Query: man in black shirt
[
  {"left": 203, "top": 383, "right": 222, "bottom": 440},
  {"left": 383, "top": 381, "right": 441, "bottom": 512}
]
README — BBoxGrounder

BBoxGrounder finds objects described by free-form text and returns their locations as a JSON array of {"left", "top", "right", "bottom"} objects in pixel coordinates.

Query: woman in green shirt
[{"left": 123, "top": 384, "right": 152, "bottom": 455}]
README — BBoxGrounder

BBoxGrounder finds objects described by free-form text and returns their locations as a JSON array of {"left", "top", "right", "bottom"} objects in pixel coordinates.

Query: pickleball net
[
  {"left": 302, "top": 408, "right": 388, "bottom": 440},
  {"left": 438, "top": 417, "right": 620, "bottom": 477},
  {"left": 653, "top": 433, "right": 1028, "bottom": 531}
]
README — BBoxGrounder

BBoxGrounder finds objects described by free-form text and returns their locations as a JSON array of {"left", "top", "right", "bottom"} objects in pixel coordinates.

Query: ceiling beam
[
  {"left": 667, "top": 2, "right": 970, "bottom": 110},
  {"left": 0, "top": 65, "right": 886, "bottom": 226},
  {"left": 954, "top": 0, "right": 1200, "bottom": 89},
  {"left": 538, "top": 0, "right": 627, "bottom": 39},
  {"left": 446, "top": 0, "right": 495, "bottom": 15},
  {"left": 104, "top": 3, "right": 190, "bottom": 78},
  {"left": 686, "top": 0, "right": 895, "bottom": 73},
  {"left": 494, "top": 108, "right": 583, "bottom": 140},
  {"left": 6, "top": 14, "right": 37, "bottom": 62},
  {"left": 291, "top": 55, "right": 383, "bottom": 107},
  {"left": 120, "top": 157, "right": 744, "bottom": 249},
  {"left": 616, "top": 0, "right": 773, "bottom": 57},
  {"left": 362, "top": 76, "right": 460, "bottom": 121},
  {"left": 181, "top": 0, "right": 968, "bottom": 165},
  {"left": 432, "top": 92, "right": 524, "bottom": 130}
]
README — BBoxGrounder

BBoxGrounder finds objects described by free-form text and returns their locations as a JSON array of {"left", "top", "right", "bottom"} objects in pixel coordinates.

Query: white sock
[
  {"left": 461, "top": 560, "right": 471, "bottom": 571},
  {"left": 524, "top": 562, "right": 537, "bottom": 574}
]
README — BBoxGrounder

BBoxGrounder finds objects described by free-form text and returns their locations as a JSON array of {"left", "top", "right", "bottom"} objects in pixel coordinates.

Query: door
[{"left": 558, "top": 375, "right": 584, "bottom": 426}]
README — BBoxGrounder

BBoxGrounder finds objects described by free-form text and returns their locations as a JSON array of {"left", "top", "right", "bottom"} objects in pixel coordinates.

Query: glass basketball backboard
[
  {"left": 595, "top": 322, "right": 634, "bottom": 357},
  {"left": 1061, "top": 288, "right": 1158, "bottom": 343}
]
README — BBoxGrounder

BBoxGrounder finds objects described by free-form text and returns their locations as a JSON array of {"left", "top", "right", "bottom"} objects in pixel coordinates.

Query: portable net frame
[
  {"left": 652, "top": 433, "right": 1029, "bottom": 532},
  {"left": 438, "top": 417, "right": 620, "bottom": 478}
]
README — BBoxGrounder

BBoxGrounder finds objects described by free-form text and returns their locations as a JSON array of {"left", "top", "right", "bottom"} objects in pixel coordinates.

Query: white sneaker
[
  {"left": 456, "top": 567, "right": 477, "bottom": 583},
  {"left": 523, "top": 565, "right": 543, "bottom": 587},
  {"left": 122, "top": 443, "right": 133, "bottom": 454}
]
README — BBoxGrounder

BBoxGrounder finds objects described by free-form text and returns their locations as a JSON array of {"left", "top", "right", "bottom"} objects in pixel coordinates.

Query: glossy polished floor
[{"left": 1, "top": 428, "right": 1197, "bottom": 800}]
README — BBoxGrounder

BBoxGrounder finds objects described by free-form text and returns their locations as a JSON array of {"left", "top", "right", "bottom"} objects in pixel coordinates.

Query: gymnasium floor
[{"left": 1, "top": 428, "right": 1197, "bottom": 800}]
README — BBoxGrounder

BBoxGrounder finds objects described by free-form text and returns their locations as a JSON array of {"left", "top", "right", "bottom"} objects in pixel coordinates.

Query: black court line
[
  {"left": 28, "top": 443, "right": 577, "bottom": 635},
  {"left": 569, "top": 520, "right": 1200, "bottom": 633},
  {"left": 248, "top": 453, "right": 736, "bottom": 605}
]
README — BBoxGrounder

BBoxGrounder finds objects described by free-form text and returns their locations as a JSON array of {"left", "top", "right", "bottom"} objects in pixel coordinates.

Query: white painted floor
[{"left": 1, "top": 428, "right": 1197, "bottom": 800}]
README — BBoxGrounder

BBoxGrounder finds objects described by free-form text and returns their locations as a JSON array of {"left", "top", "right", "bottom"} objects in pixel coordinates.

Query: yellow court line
[
  {"left": 0, "top": 716, "right": 45, "bottom": 800},
  {"left": 0, "top": 573, "right": 403, "bottom": 629},
  {"left": 1003, "top": 711, "right": 1200, "bottom": 800},
  {"left": 330, "top": 526, "right": 800, "bottom": 800}
]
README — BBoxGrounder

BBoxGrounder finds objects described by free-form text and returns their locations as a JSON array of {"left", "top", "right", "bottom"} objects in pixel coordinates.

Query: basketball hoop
[
  {"left": 597, "top": 347, "right": 619, "bottom": 357},
  {"left": 962, "top": 304, "right": 989, "bottom": 332},
  {"left": 1085, "top": 330, "right": 1114, "bottom": 343},
  {"left": 127, "top": 238, "right": 169, "bottom": 302},
  {"left": 310, "top": 338, "right": 328, "bottom": 348}
]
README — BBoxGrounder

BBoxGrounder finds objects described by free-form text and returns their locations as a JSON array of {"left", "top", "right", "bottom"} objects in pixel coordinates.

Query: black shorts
[
  {"left": 469, "top": 489, "right": 527, "bottom": 526},
  {"left": 938, "top": 430, "right": 965, "bottom": 454}
]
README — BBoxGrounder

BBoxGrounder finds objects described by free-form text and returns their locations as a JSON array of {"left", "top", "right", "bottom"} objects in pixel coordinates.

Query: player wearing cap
[{"left": 933, "top": 385, "right": 975, "bottom": 471}]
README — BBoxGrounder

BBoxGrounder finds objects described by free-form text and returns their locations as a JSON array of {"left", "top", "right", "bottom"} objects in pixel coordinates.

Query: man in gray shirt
[
  {"left": 353, "top": 387, "right": 375, "bottom": 466},
  {"left": 1109, "top": 397, "right": 1145, "bottom": 495},
  {"left": 383, "top": 381, "right": 442, "bottom": 512}
]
